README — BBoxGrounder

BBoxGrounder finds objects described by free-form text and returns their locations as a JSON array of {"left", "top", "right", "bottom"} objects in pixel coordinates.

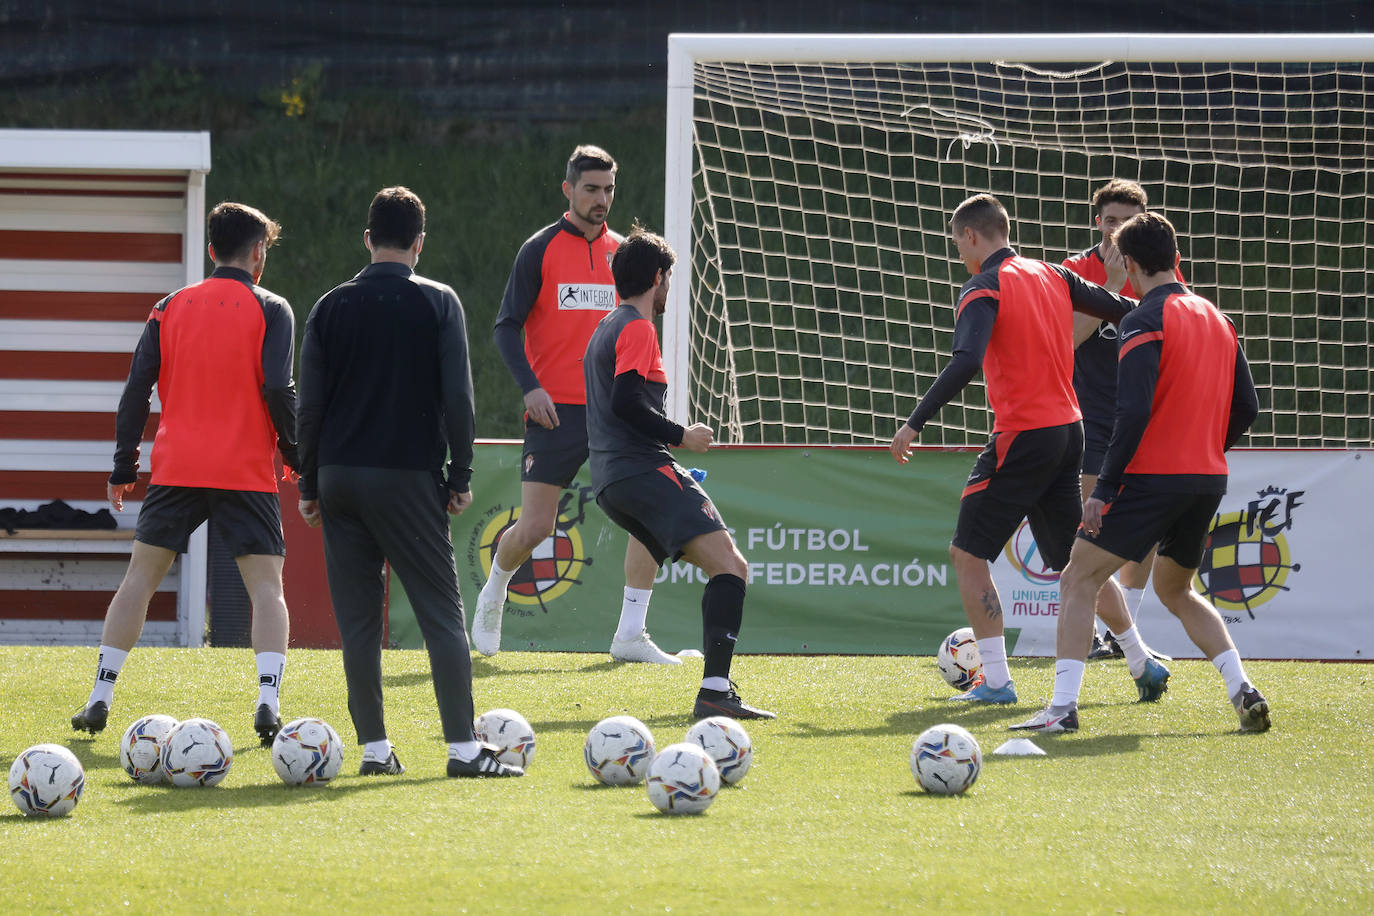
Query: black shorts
[
  {"left": 135, "top": 484, "right": 285, "bottom": 557},
  {"left": 1080, "top": 416, "right": 1112, "bottom": 478},
  {"left": 953, "top": 422, "right": 1084, "bottom": 571},
  {"left": 595, "top": 463, "right": 727, "bottom": 565},
  {"left": 1079, "top": 484, "right": 1222, "bottom": 569},
  {"left": 521, "top": 403, "right": 589, "bottom": 487}
]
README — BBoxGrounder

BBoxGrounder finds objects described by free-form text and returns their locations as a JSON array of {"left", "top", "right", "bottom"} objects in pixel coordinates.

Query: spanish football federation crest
[
  {"left": 1195, "top": 485, "right": 1302, "bottom": 617},
  {"left": 468, "top": 485, "right": 596, "bottom": 616}
]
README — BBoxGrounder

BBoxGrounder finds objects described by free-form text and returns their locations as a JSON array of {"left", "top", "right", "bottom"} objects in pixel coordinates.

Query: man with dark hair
[
  {"left": 1063, "top": 178, "right": 1180, "bottom": 663},
  {"left": 585, "top": 226, "right": 774, "bottom": 720},
  {"left": 1012, "top": 211, "right": 1268, "bottom": 734},
  {"left": 297, "top": 186, "right": 522, "bottom": 778},
  {"left": 73, "top": 201, "right": 297, "bottom": 746},
  {"left": 890, "top": 193, "right": 1137, "bottom": 704},
  {"left": 474, "top": 145, "right": 678, "bottom": 666}
]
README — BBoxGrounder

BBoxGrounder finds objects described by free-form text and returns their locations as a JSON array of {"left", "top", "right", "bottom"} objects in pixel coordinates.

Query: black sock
[{"left": 701, "top": 573, "right": 745, "bottom": 682}]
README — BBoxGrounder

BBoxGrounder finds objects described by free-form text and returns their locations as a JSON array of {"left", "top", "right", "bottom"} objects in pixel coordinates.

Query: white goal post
[{"left": 663, "top": 33, "right": 1374, "bottom": 447}]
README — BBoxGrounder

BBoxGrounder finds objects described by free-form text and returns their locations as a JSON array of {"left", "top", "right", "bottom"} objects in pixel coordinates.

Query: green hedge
[{"left": 6, "top": 65, "right": 667, "bottom": 438}]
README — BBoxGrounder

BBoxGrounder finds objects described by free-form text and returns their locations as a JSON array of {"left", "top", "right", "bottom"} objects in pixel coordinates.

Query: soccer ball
[
  {"left": 646, "top": 743, "right": 720, "bottom": 815},
  {"left": 119, "top": 714, "right": 179, "bottom": 784},
  {"left": 910, "top": 723, "right": 982, "bottom": 795},
  {"left": 937, "top": 627, "right": 982, "bottom": 690},
  {"left": 685, "top": 715, "right": 753, "bottom": 785},
  {"left": 474, "top": 708, "right": 536, "bottom": 769},
  {"left": 272, "top": 717, "right": 344, "bottom": 786},
  {"left": 9, "top": 744, "right": 85, "bottom": 817},
  {"left": 584, "top": 715, "right": 656, "bottom": 786},
  {"left": 161, "top": 718, "right": 234, "bottom": 787}
]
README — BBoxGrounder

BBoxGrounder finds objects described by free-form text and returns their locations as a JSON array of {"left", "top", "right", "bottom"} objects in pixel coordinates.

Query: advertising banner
[
  {"left": 389, "top": 444, "right": 974, "bottom": 655},
  {"left": 390, "top": 446, "right": 1371, "bottom": 660},
  {"left": 999, "top": 449, "right": 1372, "bottom": 660}
]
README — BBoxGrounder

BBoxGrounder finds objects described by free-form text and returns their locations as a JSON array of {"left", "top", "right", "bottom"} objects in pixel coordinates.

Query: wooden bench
[{"left": 0, "top": 528, "right": 192, "bottom": 645}]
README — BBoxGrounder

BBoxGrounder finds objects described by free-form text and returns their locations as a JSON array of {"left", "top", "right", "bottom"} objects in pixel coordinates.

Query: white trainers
[
  {"left": 610, "top": 630, "right": 682, "bottom": 665},
  {"left": 470, "top": 591, "right": 504, "bottom": 657}
]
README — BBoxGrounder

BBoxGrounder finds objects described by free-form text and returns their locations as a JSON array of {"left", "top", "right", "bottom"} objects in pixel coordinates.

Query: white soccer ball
[
  {"left": 474, "top": 708, "right": 536, "bottom": 769},
  {"left": 584, "top": 715, "right": 656, "bottom": 786},
  {"left": 685, "top": 715, "right": 753, "bottom": 785},
  {"left": 910, "top": 723, "right": 982, "bottom": 795},
  {"left": 937, "top": 626, "right": 982, "bottom": 690},
  {"left": 119, "top": 714, "right": 179, "bottom": 784},
  {"left": 272, "top": 717, "right": 344, "bottom": 786},
  {"left": 161, "top": 717, "right": 234, "bottom": 787},
  {"left": 646, "top": 742, "right": 721, "bottom": 815},
  {"left": 9, "top": 744, "right": 85, "bottom": 817}
]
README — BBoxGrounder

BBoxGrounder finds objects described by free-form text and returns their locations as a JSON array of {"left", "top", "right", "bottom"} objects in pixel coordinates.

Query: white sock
[
  {"left": 482, "top": 558, "right": 517, "bottom": 602},
  {"left": 976, "top": 636, "right": 1011, "bottom": 689},
  {"left": 89, "top": 645, "right": 128, "bottom": 706},
  {"left": 255, "top": 652, "right": 285, "bottom": 712},
  {"left": 1211, "top": 649, "right": 1250, "bottom": 698},
  {"left": 614, "top": 587, "right": 653, "bottom": 642},
  {"left": 700, "top": 676, "right": 730, "bottom": 692},
  {"left": 448, "top": 741, "right": 481, "bottom": 761},
  {"left": 1113, "top": 626, "right": 1150, "bottom": 679},
  {"left": 1051, "top": 659, "right": 1085, "bottom": 709},
  {"left": 1121, "top": 586, "right": 1146, "bottom": 621},
  {"left": 363, "top": 739, "right": 393, "bottom": 761}
]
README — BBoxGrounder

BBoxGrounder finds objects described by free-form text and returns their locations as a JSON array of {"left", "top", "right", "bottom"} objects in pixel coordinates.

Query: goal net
[{"left": 662, "top": 34, "right": 1373, "bottom": 447}]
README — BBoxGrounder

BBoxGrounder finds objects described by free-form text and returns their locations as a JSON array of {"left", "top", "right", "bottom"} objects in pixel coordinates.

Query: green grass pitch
[{"left": 2, "top": 648, "right": 1371, "bottom": 914}]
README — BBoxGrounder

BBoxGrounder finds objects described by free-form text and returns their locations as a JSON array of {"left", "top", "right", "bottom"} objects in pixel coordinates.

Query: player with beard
[
  {"left": 584, "top": 225, "right": 774, "bottom": 720},
  {"left": 473, "top": 146, "right": 676, "bottom": 666}
]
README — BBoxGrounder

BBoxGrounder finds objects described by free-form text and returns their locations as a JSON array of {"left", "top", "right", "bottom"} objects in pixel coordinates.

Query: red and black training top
[
  {"left": 584, "top": 304, "right": 682, "bottom": 496},
  {"left": 492, "top": 214, "right": 623, "bottom": 405},
  {"left": 905, "top": 248, "right": 1133, "bottom": 435},
  {"left": 111, "top": 266, "right": 297, "bottom": 492},
  {"left": 1091, "top": 283, "right": 1259, "bottom": 500}
]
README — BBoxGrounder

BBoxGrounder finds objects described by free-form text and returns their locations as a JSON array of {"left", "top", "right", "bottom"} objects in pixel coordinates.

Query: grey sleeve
[
  {"left": 295, "top": 298, "right": 328, "bottom": 500},
  {"left": 438, "top": 287, "right": 477, "bottom": 492},
  {"left": 905, "top": 283, "right": 996, "bottom": 433},
  {"left": 1225, "top": 344, "right": 1260, "bottom": 451},
  {"left": 111, "top": 301, "right": 167, "bottom": 484},
  {"left": 258, "top": 292, "right": 299, "bottom": 470},
  {"left": 492, "top": 235, "right": 546, "bottom": 394}
]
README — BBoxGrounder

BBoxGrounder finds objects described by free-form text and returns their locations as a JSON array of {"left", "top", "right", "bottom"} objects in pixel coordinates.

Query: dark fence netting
[{"left": 2, "top": 1, "right": 1370, "bottom": 119}]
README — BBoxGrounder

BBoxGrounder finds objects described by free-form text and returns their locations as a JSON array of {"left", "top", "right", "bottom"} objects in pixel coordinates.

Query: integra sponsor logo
[{"left": 557, "top": 283, "right": 616, "bottom": 310}]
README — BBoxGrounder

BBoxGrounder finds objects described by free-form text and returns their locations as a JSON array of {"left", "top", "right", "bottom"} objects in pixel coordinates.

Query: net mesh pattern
[{"left": 686, "top": 58, "right": 1372, "bottom": 446}]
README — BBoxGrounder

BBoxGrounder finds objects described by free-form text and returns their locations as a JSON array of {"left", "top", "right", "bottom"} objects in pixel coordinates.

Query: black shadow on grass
[
  {"left": 112, "top": 774, "right": 451, "bottom": 813},
  {"left": 527, "top": 713, "right": 706, "bottom": 736},
  {"left": 1018, "top": 732, "right": 1145, "bottom": 756},
  {"left": 387, "top": 660, "right": 572, "bottom": 684},
  {"left": 898, "top": 788, "right": 978, "bottom": 800},
  {"left": 575, "top": 660, "right": 623, "bottom": 674},
  {"left": 470, "top": 659, "right": 570, "bottom": 679},
  {"left": 788, "top": 697, "right": 1120, "bottom": 739},
  {"left": 573, "top": 781, "right": 634, "bottom": 791},
  {"left": 67, "top": 744, "right": 122, "bottom": 770},
  {"left": 382, "top": 672, "right": 436, "bottom": 688},
  {"left": 0, "top": 811, "right": 83, "bottom": 826}
]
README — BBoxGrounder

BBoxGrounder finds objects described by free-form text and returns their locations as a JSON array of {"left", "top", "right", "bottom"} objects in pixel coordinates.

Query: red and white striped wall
[{"left": 0, "top": 130, "right": 210, "bottom": 645}]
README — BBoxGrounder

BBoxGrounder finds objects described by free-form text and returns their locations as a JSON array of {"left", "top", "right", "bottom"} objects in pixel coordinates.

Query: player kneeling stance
[
  {"left": 1011, "top": 212, "right": 1270, "bottom": 735},
  {"left": 584, "top": 225, "right": 774, "bottom": 720}
]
